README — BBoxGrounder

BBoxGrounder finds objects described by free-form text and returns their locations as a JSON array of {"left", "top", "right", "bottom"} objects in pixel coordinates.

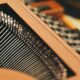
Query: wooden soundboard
[
  {"left": 0, "top": 0, "right": 80, "bottom": 80},
  {"left": 0, "top": 68, "right": 36, "bottom": 80}
]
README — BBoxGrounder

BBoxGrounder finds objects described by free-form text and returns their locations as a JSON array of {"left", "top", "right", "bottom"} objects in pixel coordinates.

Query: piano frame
[{"left": 0, "top": 0, "right": 80, "bottom": 80}]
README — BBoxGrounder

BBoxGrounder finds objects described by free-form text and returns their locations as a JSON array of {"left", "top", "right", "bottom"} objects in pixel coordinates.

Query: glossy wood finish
[{"left": 0, "top": 0, "right": 80, "bottom": 80}]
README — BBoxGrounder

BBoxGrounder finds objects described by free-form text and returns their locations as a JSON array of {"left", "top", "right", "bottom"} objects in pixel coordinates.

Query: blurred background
[{"left": 21, "top": 0, "right": 80, "bottom": 18}]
